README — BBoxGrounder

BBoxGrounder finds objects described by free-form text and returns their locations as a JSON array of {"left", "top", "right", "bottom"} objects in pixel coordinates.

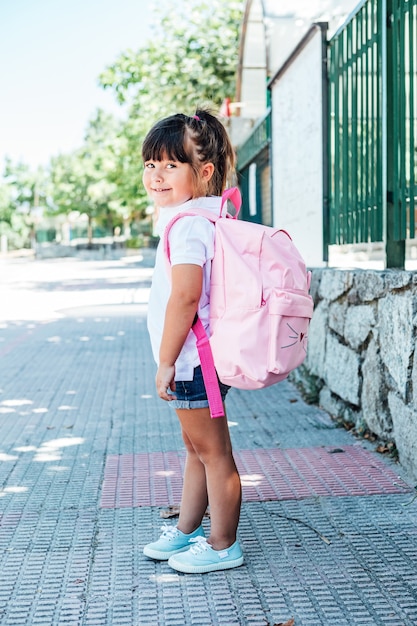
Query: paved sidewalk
[{"left": 0, "top": 252, "right": 416, "bottom": 626}]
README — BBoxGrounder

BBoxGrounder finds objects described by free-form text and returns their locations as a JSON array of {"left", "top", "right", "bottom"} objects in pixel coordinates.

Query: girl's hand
[{"left": 156, "top": 364, "right": 177, "bottom": 401}]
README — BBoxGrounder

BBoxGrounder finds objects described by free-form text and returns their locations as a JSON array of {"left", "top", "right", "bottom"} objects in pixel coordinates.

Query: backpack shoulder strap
[
  {"left": 163, "top": 210, "right": 216, "bottom": 264},
  {"left": 192, "top": 317, "right": 225, "bottom": 418},
  {"left": 161, "top": 188, "right": 241, "bottom": 419},
  {"left": 163, "top": 187, "right": 241, "bottom": 262}
]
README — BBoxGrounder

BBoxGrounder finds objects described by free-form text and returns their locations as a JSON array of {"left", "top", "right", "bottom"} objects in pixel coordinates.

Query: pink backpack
[{"left": 164, "top": 188, "right": 314, "bottom": 418}]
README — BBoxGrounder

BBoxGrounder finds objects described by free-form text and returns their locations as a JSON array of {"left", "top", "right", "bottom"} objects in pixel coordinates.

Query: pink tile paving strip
[{"left": 100, "top": 445, "right": 412, "bottom": 509}]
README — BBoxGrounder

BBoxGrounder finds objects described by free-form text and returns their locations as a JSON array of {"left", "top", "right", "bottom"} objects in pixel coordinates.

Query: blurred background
[
  {"left": 0, "top": 0, "right": 374, "bottom": 263},
  {"left": 1, "top": 0, "right": 244, "bottom": 254}
]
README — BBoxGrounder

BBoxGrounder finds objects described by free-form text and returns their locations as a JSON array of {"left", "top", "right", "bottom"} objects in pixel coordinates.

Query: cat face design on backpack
[{"left": 281, "top": 322, "right": 308, "bottom": 353}]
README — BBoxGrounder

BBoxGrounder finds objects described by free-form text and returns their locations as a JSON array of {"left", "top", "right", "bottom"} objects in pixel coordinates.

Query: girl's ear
[{"left": 201, "top": 162, "right": 215, "bottom": 183}]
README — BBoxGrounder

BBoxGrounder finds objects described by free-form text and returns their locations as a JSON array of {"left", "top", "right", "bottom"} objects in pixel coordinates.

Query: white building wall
[
  {"left": 271, "top": 28, "right": 326, "bottom": 268},
  {"left": 240, "top": 0, "right": 267, "bottom": 119},
  {"left": 263, "top": 0, "right": 361, "bottom": 78}
]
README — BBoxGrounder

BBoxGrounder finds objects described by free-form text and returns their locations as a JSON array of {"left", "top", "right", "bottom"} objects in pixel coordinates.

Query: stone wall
[{"left": 293, "top": 268, "right": 417, "bottom": 480}]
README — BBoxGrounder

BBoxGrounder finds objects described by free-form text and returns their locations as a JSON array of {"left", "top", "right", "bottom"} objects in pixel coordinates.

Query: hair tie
[{"left": 192, "top": 115, "right": 200, "bottom": 121}]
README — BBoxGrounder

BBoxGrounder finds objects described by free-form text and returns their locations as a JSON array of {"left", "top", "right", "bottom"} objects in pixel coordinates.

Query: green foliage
[
  {"left": 3, "top": 158, "right": 50, "bottom": 212},
  {"left": 99, "top": 0, "right": 244, "bottom": 213},
  {"left": 0, "top": 181, "right": 29, "bottom": 249},
  {"left": 1, "top": 1, "right": 244, "bottom": 248},
  {"left": 0, "top": 181, "right": 14, "bottom": 226},
  {"left": 0, "top": 159, "right": 49, "bottom": 249},
  {"left": 49, "top": 110, "right": 127, "bottom": 241},
  {"left": 100, "top": 0, "right": 243, "bottom": 111}
]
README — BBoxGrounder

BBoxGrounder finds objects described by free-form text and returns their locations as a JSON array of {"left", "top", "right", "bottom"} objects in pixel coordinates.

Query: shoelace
[
  {"left": 189, "top": 536, "right": 211, "bottom": 554},
  {"left": 160, "top": 523, "right": 179, "bottom": 539}
]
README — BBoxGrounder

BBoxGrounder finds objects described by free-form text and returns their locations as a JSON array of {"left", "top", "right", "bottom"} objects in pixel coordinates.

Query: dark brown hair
[{"left": 141, "top": 109, "right": 235, "bottom": 197}]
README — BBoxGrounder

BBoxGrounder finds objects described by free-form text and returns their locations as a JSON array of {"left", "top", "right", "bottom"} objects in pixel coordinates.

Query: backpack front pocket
[{"left": 267, "top": 291, "right": 313, "bottom": 376}]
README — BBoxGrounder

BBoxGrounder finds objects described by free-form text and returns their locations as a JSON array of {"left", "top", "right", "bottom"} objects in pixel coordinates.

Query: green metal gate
[
  {"left": 328, "top": 0, "right": 417, "bottom": 267},
  {"left": 236, "top": 110, "right": 272, "bottom": 224},
  {"left": 387, "top": 0, "right": 417, "bottom": 243}
]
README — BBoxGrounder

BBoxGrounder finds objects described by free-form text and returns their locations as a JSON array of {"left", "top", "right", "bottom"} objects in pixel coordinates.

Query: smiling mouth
[{"left": 152, "top": 188, "right": 170, "bottom": 192}]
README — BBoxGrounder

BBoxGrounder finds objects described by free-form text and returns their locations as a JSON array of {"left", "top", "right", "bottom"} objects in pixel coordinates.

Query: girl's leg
[
  {"left": 176, "top": 406, "right": 241, "bottom": 551},
  {"left": 176, "top": 427, "right": 209, "bottom": 534}
]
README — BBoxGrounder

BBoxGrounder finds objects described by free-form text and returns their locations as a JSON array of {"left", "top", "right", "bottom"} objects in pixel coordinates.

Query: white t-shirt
[{"left": 147, "top": 195, "right": 225, "bottom": 381}]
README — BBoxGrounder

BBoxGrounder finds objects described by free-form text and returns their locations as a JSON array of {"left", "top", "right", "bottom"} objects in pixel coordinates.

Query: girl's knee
[{"left": 195, "top": 446, "right": 234, "bottom": 467}]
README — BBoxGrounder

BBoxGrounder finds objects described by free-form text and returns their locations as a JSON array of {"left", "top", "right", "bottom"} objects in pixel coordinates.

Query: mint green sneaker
[
  {"left": 143, "top": 524, "right": 205, "bottom": 561},
  {"left": 167, "top": 536, "right": 244, "bottom": 574}
]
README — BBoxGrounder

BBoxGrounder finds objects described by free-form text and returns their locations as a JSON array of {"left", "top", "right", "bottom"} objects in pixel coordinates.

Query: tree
[
  {"left": 49, "top": 109, "right": 126, "bottom": 244},
  {"left": 0, "top": 159, "right": 50, "bottom": 248},
  {"left": 0, "top": 187, "right": 30, "bottom": 250},
  {"left": 0, "top": 180, "right": 30, "bottom": 250},
  {"left": 2, "top": 1, "right": 244, "bottom": 250},
  {"left": 0, "top": 181, "right": 13, "bottom": 226},
  {"left": 98, "top": 0, "right": 244, "bottom": 214},
  {"left": 100, "top": 0, "right": 243, "bottom": 114}
]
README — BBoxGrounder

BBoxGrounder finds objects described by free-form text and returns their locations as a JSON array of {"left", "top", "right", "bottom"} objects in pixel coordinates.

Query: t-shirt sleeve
[{"left": 169, "top": 216, "right": 214, "bottom": 267}]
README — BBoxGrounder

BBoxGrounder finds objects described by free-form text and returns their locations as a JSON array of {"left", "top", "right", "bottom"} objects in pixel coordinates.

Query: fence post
[
  {"left": 321, "top": 22, "right": 329, "bottom": 263},
  {"left": 384, "top": 0, "right": 406, "bottom": 268}
]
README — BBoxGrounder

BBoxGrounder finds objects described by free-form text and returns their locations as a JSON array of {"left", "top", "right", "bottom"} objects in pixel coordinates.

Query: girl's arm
[{"left": 156, "top": 263, "right": 203, "bottom": 401}]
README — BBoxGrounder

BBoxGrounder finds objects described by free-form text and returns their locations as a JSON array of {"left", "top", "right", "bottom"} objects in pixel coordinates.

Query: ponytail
[{"left": 188, "top": 109, "right": 235, "bottom": 195}]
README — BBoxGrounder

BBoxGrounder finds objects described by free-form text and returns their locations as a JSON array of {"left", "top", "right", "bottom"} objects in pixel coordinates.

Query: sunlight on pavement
[
  {"left": 1, "top": 399, "right": 33, "bottom": 407},
  {"left": 0, "top": 399, "right": 52, "bottom": 416},
  {"left": 0, "top": 257, "right": 153, "bottom": 322},
  {"left": 34, "top": 437, "right": 85, "bottom": 462},
  {"left": 0, "top": 453, "right": 19, "bottom": 461},
  {"left": 240, "top": 474, "right": 264, "bottom": 487},
  {"left": 8, "top": 438, "right": 85, "bottom": 463},
  {"left": 150, "top": 574, "right": 180, "bottom": 584},
  {"left": 0, "top": 486, "right": 28, "bottom": 498}
]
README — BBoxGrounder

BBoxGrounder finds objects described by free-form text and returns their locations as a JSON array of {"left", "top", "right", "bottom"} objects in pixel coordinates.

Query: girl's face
[{"left": 143, "top": 157, "right": 195, "bottom": 208}]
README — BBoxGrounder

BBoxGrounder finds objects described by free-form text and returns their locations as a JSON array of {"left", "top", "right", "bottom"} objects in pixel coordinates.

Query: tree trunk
[{"left": 87, "top": 215, "right": 93, "bottom": 248}]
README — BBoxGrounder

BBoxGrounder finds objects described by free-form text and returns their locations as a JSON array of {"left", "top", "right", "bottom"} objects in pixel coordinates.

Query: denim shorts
[{"left": 169, "top": 365, "right": 230, "bottom": 410}]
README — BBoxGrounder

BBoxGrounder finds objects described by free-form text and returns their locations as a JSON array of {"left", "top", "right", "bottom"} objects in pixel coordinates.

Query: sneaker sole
[
  {"left": 143, "top": 545, "right": 191, "bottom": 561},
  {"left": 167, "top": 555, "right": 244, "bottom": 574}
]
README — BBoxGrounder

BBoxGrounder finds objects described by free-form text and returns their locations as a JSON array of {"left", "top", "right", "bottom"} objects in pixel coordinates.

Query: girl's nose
[{"left": 152, "top": 167, "right": 163, "bottom": 181}]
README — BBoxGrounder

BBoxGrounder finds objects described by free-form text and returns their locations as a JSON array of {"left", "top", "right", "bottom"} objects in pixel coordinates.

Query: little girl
[{"left": 142, "top": 110, "right": 243, "bottom": 574}]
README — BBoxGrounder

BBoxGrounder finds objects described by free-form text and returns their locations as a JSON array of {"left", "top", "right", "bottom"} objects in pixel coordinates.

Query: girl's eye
[
  {"left": 166, "top": 163, "right": 176, "bottom": 169},
  {"left": 145, "top": 162, "right": 154, "bottom": 169}
]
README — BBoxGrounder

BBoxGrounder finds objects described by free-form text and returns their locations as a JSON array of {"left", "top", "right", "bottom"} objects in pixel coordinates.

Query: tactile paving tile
[
  {"left": 100, "top": 445, "right": 411, "bottom": 508},
  {"left": 1, "top": 498, "right": 415, "bottom": 625},
  {"left": 93, "top": 498, "right": 416, "bottom": 626}
]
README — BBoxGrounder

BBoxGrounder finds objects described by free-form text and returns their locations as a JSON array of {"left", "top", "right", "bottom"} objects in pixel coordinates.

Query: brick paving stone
[
  {"left": 100, "top": 445, "right": 411, "bottom": 509},
  {"left": 0, "top": 256, "right": 416, "bottom": 625}
]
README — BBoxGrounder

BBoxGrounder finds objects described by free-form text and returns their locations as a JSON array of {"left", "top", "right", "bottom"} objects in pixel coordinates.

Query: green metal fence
[
  {"left": 236, "top": 109, "right": 271, "bottom": 170},
  {"left": 328, "top": 0, "right": 384, "bottom": 245},
  {"left": 328, "top": 0, "right": 417, "bottom": 266},
  {"left": 388, "top": 0, "right": 417, "bottom": 243},
  {"left": 236, "top": 109, "right": 272, "bottom": 224}
]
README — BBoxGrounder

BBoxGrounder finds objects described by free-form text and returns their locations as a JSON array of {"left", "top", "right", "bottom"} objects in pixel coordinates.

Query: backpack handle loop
[{"left": 221, "top": 187, "right": 241, "bottom": 218}]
